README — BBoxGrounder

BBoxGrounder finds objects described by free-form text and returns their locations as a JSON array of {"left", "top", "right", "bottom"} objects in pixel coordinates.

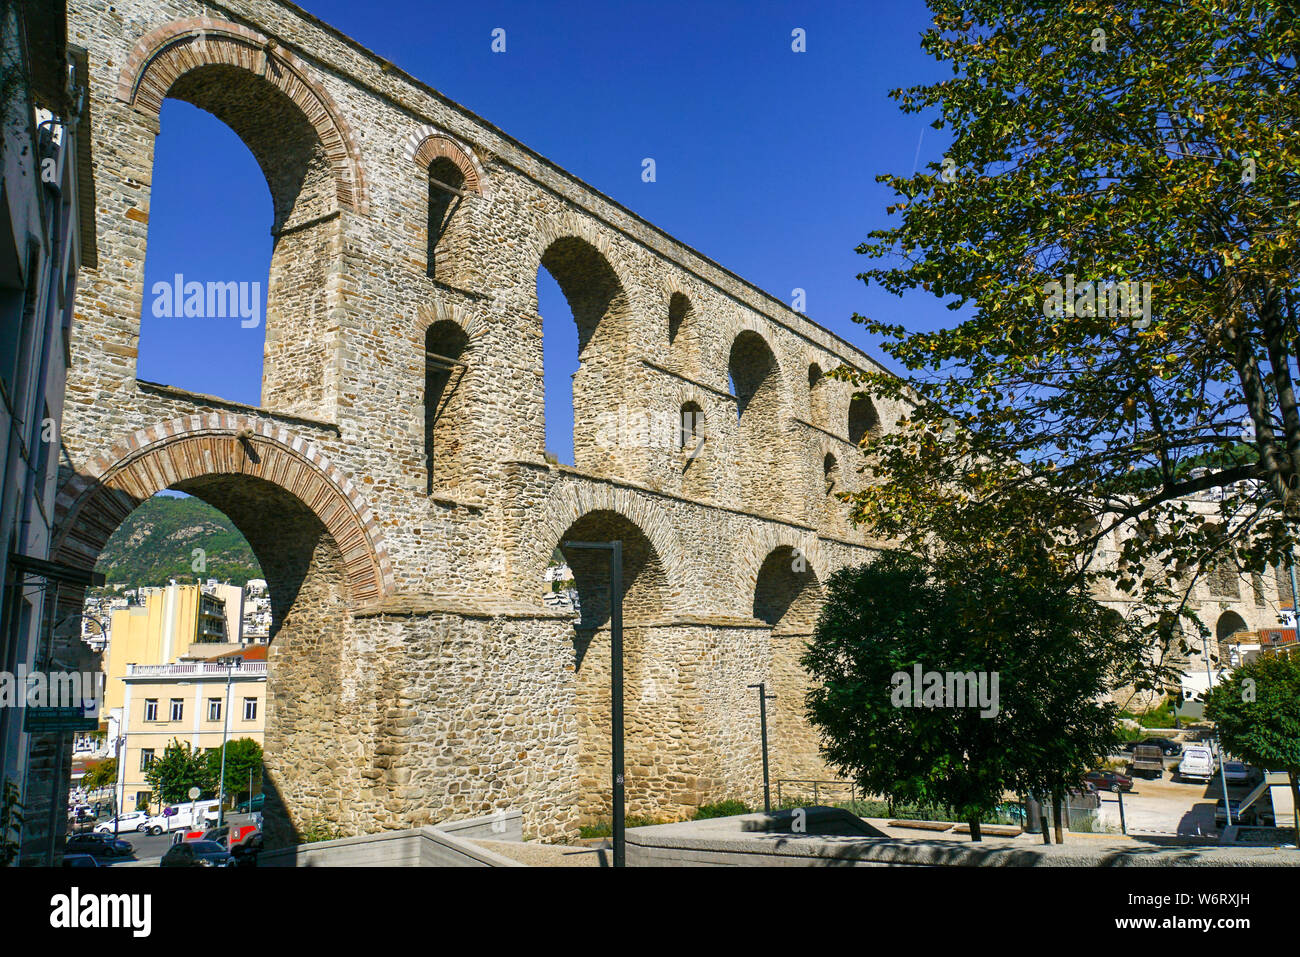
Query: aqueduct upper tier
[{"left": 58, "top": 0, "right": 901, "bottom": 840}]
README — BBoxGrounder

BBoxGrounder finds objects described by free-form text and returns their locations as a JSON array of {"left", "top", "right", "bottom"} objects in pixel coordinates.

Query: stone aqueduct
[{"left": 58, "top": 0, "right": 903, "bottom": 841}]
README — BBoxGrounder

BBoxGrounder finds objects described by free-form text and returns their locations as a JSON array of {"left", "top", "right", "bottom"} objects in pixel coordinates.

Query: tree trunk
[
  {"left": 1052, "top": 790, "right": 1064, "bottom": 844},
  {"left": 968, "top": 817, "right": 982, "bottom": 842}
]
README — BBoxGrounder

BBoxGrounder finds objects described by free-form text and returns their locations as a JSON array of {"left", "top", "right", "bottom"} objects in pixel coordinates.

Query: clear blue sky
[{"left": 137, "top": 0, "right": 957, "bottom": 464}]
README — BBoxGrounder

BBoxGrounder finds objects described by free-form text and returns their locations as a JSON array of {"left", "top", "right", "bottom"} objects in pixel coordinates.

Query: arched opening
[
  {"left": 1214, "top": 610, "right": 1248, "bottom": 659},
  {"left": 538, "top": 238, "right": 632, "bottom": 475},
  {"left": 668, "top": 292, "right": 691, "bottom": 346},
  {"left": 753, "top": 546, "right": 825, "bottom": 781},
  {"left": 54, "top": 426, "right": 388, "bottom": 850},
  {"left": 679, "top": 401, "right": 705, "bottom": 453},
  {"left": 426, "top": 157, "right": 466, "bottom": 280},
  {"left": 424, "top": 320, "right": 470, "bottom": 493},
  {"left": 91, "top": 491, "right": 270, "bottom": 818},
  {"left": 552, "top": 510, "right": 694, "bottom": 824},
  {"left": 727, "top": 332, "right": 794, "bottom": 515},
  {"left": 848, "top": 393, "right": 881, "bottom": 447},
  {"left": 132, "top": 58, "right": 346, "bottom": 419},
  {"left": 808, "top": 362, "right": 826, "bottom": 424}
]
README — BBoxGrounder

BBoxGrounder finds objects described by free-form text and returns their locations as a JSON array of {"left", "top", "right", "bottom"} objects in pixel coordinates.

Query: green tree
[
  {"left": 144, "top": 739, "right": 213, "bottom": 806},
  {"left": 839, "top": 1, "right": 1300, "bottom": 642},
  {"left": 204, "top": 738, "right": 263, "bottom": 805},
  {"left": 1204, "top": 651, "right": 1300, "bottom": 841},
  {"left": 803, "top": 543, "right": 1145, "bottom": 841},
  {"left": 80, "top": 758, "right": 117, "bottom": 793}
]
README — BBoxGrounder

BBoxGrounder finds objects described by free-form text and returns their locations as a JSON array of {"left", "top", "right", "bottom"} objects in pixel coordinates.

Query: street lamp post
[
  {"left": 563, "top": 540, "right": 624, "bottom": 867},
  {"left": 216, "top": 659, "right": 235, "bottom": 828},
  {"left": 747, "top": 682, "right": 776, "bottom": 811}
]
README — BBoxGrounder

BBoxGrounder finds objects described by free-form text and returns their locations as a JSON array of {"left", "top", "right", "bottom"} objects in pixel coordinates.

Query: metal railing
[
  {"left": 125, "top": 662, "right": 267, "bottom": 677},
  {"left": 774, "top": 779, "right": 858, "bottom": 807}
]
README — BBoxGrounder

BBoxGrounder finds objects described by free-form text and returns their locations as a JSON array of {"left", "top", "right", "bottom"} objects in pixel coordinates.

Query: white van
[
  {"left": 144, "top": 799, "right": 220, "bottom": 834},
  {"left": 1178, "top": 746, "right": 1216, "bottom": 783}
]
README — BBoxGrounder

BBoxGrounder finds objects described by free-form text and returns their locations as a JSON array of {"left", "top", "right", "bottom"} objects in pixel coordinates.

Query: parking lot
[{"left": 1093, "top": 755, "right": 1277, "bottom": 838}]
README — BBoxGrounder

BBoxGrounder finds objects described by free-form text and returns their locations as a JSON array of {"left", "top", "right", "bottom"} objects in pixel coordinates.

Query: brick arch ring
[
  {"left": 115, "top": 16, "right": 368, "bottom": 214},
  {"left": 52, "top": 414, "right": 394, "bottom": 604},
  {"left": 405, "top": 127, "right": 486, "bottom": 196}
]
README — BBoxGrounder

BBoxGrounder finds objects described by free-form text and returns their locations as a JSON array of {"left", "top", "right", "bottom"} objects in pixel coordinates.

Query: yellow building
[
  {"left": 102, "top": 583, "right": 237, "bottom": 717},
  {"left": 115, "top": 647, "right": 266, "bottom": 814}
]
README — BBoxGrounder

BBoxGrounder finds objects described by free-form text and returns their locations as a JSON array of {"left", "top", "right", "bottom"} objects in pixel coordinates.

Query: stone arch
[
  {"left": 1215, "top": 610, "right": 1248, "bottom": 644},
  {"left": 732, "top": 525, "right": 826, "bottom": 619},
  {"left": 533, "top": 484, "right": 688, "bottom": 614},
  {"left": 53, "top": 414, "right": 392, "bottom": 603},
  {"left": 116, "top": 17, "right": 366, "bottom": 214},
  {"left": 405, "top": 128, "right": 486, "bottom": 195},
  {"left": 727, "top": 329, "right": 798, "bottom": 516},
  {"left": 534, "top": 223, "right": 636, "bottom": 476},
  {"left": 848, "top": 392, "right": 882, "bottom": 447}
]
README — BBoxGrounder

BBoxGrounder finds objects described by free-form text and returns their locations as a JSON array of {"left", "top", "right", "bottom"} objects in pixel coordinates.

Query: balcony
[{"left": 125, "top": 662, "right": 267, "bottom": 678}]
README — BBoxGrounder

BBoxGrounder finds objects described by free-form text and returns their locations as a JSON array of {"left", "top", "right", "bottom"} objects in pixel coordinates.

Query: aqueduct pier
[{"left": 53, "top": 0, "right": 903, "bottom": 843}]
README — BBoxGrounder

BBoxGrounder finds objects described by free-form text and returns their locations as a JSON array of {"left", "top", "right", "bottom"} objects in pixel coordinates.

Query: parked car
[
  {"left": 65, "top": 833, "right": 132, "bottom": 859},
  {"left": 62, "top": 853, "right": 101, "bottom": 868},
  {"left": 1175, "top": 745, "right": 1216, "bottom": 783},
  {"left": 1214, "top": 798, "right": 1275, "bottom": 828},
  {"left": 93, "top": 810, "right": 150, "bottom": 834},
  {"left": 1222, "top": 761, "right": 1254, "bottom": 787},
  {"left": 201, "top": 824, "right": 260, "bottom": 849},
  {"left": 230, "top": 831, "right": 263, "bottom": 867},
  {"left": 1084, "top": 770, "right": 1134, "bottom": 793},
  {"left": 144, "top": 799, "right": 220, "bottom": 835},
  {"left": 1122, "top": 737, "right": 1182, "bottom": 756},
  {"left": 235, "top": 793, "right": 265, "bottom": 813},
  {"left": 1129, "top": 744, "right": 1166, "bottom": 778},
  {"left": 160, "top": 840, "right": 234, "bottom": 868}
]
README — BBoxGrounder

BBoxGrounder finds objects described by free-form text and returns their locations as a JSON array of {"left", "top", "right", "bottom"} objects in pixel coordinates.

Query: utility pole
[
  {"left": 563, "top": 540, "right": 625, "bottom": 867},
  {"left": 746, "top": 682, "right": 776, "bottom": 811}
]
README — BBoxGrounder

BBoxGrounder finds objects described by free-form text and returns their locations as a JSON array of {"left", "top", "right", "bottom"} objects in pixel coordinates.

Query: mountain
[{"left": 94, "top": 494, "right": 263, "bottom": 588}]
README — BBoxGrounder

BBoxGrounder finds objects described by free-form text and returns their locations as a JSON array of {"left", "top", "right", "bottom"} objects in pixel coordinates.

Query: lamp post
[
  {"left": 563, "top": 539, "right": 624, "bottom": 867},
  {"left": 215, "top": 659, "right": 235, "bottom": 828},
  {"left": 747, "top": 682, "right": 776, "bottom": 811}
]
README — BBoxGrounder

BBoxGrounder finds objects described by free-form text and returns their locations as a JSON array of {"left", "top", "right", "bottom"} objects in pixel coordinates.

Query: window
[
  {"left": 135, "top": 791, "right": 152, "bottom": 810},
  {"left": 208, "top": 698, "right": 222, "bottom": 722},
  {"left": 243, "top": 697, "right": 257, "bottom": 721},
  {"left": 144, "top": 699, "right": 158, "bottom": 722},
  {"left": 170, "top": 698, "right": 184, "bottom": 721},
  {"left": 139, "top": 749, "right": 156, "bottom": 772},
  {"left": 426, "top": 157, "right": 466, "bottom": 279}
]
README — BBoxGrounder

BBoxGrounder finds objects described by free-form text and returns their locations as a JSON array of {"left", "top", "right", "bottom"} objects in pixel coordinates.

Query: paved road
[{"left": 81, "top": 812, "right": 258, "bottom": 865}]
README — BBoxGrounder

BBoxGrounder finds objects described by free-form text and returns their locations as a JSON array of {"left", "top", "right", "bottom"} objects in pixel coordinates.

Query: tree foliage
[
  {"left": 840, "top": 1, "right": 1300, "bottom": 635},
  {"left": 205, "top": 738, "right": 263, "bottom": 802},
  {"left": 144, "top": 739, "right": 211, "bottom": 806},
  {"left": 803, "top": 543, "right": 1146, "bottom": 839},
  {"left": 1203, "top": 650, "right": 1300, "bottom": 836},
  {"left": 80, "top": 758, "right": 117, "bottom": 793}
]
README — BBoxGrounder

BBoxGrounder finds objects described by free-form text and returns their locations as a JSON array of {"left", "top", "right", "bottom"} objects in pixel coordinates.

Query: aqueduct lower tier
[{"left": 54, "top": 0, "right": 899, "bottom": 842}]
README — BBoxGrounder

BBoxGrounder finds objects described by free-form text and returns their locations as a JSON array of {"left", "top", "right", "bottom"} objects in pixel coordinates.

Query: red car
[
  {"left": 1084, "top": 770, "right": 1134, "bottom": 793},
  {"left": 173, "top": 823, "right": 259, "bottom": 849}
]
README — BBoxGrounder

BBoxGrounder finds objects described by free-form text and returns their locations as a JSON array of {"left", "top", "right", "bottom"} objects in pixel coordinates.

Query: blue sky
[{"left": 138, "top": 0, "right": 956, "bottom": 464}]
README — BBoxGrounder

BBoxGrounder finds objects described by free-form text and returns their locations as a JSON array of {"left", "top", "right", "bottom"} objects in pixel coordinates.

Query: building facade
[{"left": 0, "top": 0, "right": 95, "bottom": 864}]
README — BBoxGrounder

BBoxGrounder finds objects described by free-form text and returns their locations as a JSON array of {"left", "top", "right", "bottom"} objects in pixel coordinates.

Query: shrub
[{"left": 692, "top": 800, "right": 753, "bottom": 820}]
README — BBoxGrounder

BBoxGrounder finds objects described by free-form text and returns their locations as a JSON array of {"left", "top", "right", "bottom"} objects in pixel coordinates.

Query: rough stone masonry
[{"left": 54, "top": 0, "right": 905, "bottom": 845}]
